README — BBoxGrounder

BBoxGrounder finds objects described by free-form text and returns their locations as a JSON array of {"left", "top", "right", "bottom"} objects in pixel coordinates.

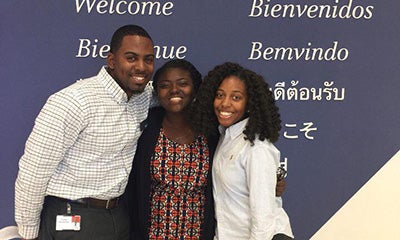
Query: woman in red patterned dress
[{"left": 126, "top": 59, "right": 218, "bottom": 240}]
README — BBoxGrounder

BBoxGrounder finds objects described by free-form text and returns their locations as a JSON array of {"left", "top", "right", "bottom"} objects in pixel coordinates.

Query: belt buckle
[{"left": 105, "top": 199, "right": 111, "bottom": 209}]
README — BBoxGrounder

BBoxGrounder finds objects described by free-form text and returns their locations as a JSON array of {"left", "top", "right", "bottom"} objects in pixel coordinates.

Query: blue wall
[{"left": 1, "top": 1, "right": 399, "bottom": 239}]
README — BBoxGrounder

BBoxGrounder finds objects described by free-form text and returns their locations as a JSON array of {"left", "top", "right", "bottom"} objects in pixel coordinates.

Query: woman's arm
[{"left": 246, "top": 143, "right": 280, "bottom": 240}]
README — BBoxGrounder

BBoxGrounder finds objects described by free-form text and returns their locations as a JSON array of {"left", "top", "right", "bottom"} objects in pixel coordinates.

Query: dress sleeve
[
  {"left": 15, "top": 91, "right": 84, "bottom": 239},
  {"left": 245, "top": 143, "right": 280, "bottom": 240}
]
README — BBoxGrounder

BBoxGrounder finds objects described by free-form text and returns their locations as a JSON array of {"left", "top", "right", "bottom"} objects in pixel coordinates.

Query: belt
[
  {"left": 73, "top": 197, "right": 119, "bottom": 209},
  {"left": 48, "top": 196, "right": 119, "bottom": 209}
]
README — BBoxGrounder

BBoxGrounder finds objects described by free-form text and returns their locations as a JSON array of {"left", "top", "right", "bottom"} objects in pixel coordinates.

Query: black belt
[{"left": 48, "top": 196, "right": 120, "bottom": 209}]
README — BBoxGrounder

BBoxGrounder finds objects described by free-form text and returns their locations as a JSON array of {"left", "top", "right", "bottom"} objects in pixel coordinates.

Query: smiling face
[
  {"left": 107, "top": 35, "right": 154, "bottom": 98},
  {"left": 214, "top": 76, "right": 248, "bottom": 128},
  {"left": 156, "top": 68, "right": 195, "bottom": 114}
]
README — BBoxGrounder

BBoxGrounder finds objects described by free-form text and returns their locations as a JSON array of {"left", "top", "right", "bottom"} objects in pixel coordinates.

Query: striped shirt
[{"left": 15, "top": 66, "right": 154, "bottom": 239}]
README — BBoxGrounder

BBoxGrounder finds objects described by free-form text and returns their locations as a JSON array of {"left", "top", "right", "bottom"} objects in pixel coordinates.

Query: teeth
[
  {"left": 170, "top": 97, "right": 182, "bottom": 102},
  {"left": 133, "top": 76, "right": 145, "bottom": 81},
  {"left": 219, "top": 111, "right": 232, "bottom": 116}
]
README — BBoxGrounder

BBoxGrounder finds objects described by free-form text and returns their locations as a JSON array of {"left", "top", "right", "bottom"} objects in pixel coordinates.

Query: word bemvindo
[
  {"left": 75, "top": 39, "right": 187, "bottom": 59},
  {"left": 249, "top": 0, "right": 374, "bottom": 19},
  {"left": 248, "top": 41, "right": 349, "bottom": 61},
  {"left": 76, "top": 0, "right": 174, "bottom": 16}
]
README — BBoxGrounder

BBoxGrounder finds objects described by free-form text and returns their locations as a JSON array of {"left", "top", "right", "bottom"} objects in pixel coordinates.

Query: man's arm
[{"left": 15, "top": 92, "right": 83, "bottom": 239}]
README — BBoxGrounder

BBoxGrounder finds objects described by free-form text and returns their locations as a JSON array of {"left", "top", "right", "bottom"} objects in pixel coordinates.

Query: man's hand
[{"left": 275, "top": 179, "right": 286, "bottom": 197}]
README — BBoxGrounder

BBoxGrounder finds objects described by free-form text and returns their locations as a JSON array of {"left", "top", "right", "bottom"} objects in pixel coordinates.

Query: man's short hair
[{"left": 110, "top": 25, "right": 153, "bottom": 53}]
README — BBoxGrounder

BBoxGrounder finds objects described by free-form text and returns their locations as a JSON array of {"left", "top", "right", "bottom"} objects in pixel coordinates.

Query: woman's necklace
[
  {"left": 162, "top": 118, "right": 194, "bottom": 144},
  {"left": 172, "top": 129, "right": 193, "bottom": 142}
]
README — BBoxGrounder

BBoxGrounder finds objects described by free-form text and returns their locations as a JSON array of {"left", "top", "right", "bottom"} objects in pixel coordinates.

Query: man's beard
[{"left": 131, "top": 87, "right": 146, "bottom": 94}]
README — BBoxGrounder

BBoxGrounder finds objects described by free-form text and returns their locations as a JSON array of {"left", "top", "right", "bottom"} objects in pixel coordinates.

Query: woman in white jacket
[{"left": 192, "top": 62, "right": 294, "bottom": 240}]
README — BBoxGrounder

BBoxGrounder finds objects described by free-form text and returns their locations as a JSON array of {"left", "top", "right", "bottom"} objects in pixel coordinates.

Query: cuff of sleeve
[{"left": 18, "top": 225, "right": 40, "bottom": 239}]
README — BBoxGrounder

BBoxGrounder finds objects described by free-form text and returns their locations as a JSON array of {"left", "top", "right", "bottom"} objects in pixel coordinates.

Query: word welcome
[{"left": 76, "top": 0, "right": 174, "bottom": 15}]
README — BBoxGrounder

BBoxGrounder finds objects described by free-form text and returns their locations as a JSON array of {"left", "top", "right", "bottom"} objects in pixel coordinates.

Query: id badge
[{"left": 56, "top": 215, "right": 81, "bottom": 231}]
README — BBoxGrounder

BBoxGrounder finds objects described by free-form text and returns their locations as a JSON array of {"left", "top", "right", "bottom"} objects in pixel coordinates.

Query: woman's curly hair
[{"left": 190, "top": 62, "right": 281, "bottom": 144}]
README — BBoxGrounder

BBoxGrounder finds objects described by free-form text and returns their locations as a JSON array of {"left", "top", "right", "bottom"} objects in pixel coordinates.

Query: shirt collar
[
  {"left": 98, "top": 66, "right": 128, "bottom": 104},
  {"left": 218, "top": 118, "right": 249, "bottom": 140}
]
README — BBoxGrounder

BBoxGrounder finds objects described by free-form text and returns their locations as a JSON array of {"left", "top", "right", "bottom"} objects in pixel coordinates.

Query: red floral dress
[{"left": 149, "top": 128, "right": 210, "bottom": 240}]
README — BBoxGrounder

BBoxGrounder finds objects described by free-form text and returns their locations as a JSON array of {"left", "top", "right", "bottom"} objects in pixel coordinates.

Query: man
[{"left": 15, "top": 25, "right": 155, "bottom": 240}]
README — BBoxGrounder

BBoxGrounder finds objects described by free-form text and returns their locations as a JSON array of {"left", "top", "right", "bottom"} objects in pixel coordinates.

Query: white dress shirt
[
  {"left": 212, "top": 118, "right": 293, "bottom": 240},
  {"left": 15, "top": 66, "right": 154, "bottom": 239}
]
